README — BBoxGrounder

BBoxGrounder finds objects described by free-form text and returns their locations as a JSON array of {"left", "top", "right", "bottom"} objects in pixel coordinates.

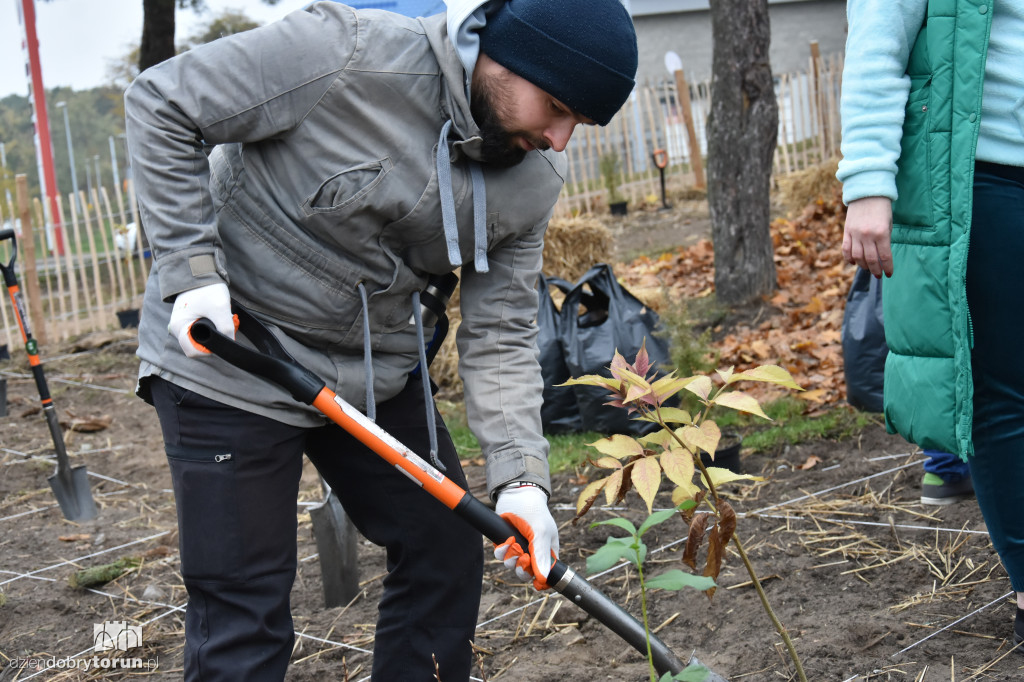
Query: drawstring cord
[
  {"left": 357, "top": 282, "right": 376, "bottom": 422},
  {"left": 436, "top": 120, "right": 489, "bottom": 273},
  {"left": 411, "top": 290, "right": 445, "bottom": 472},
  {"left": 356, "top": 282, "right": 446, "bottom": 473}
]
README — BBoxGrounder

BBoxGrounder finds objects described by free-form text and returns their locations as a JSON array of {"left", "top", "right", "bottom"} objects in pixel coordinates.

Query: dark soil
[{"left": 2, "top": 202, "right": 1022, "bottom": 681}]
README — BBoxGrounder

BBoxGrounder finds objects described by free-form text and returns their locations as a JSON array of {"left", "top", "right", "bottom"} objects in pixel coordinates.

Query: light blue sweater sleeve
[{"left": 836, "top": 0, "right": 928, "bottom": 204}]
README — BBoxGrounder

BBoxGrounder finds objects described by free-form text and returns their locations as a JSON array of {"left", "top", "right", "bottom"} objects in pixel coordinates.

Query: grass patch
[
  {"left": 439, "top": 394, "right": 879, "bottom": 477},
  {"left": 437, "top": 399, "right": 605, "bottom": 475},
  {"left": 713, "top": 395, "right": 880, "bottom": 453}
]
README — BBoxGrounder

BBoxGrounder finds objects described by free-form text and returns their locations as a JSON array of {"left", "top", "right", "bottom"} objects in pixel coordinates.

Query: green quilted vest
[{"left": 883, "top": 0, "right": 993, "bottom": 458}]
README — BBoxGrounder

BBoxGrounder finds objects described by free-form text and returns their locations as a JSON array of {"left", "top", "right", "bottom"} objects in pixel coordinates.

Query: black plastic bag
[
  {"left": 841, "top": 267, "right": 887, "bottom": 413},
  {"left": 536, "top": 274, "right": 583, "bottom": 434},
  {"left": 558, "top": 264, "right": 673, "bottom": 435}
]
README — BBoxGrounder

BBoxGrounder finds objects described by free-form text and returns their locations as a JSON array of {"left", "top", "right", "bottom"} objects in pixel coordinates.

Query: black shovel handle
[{"left": 188, "top": 314, "right": 689, "bottom": 676}]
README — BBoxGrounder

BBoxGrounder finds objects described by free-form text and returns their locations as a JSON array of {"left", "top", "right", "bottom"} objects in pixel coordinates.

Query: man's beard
[{"left": 470, "top": 75, "right": 530, "bottom": 168}]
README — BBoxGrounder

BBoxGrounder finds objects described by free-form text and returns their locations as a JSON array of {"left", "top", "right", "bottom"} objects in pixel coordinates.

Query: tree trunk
[
  {"left": 139, "top": 0, "right": 177, "bottom": 73},
  {"left": 706, "top": 0, "right": 779, "bottom": 305}
]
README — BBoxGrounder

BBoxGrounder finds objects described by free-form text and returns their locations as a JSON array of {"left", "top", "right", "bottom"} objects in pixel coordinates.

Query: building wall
[{"left": 632, "top": 0, "right": 847, "bottom": 85}]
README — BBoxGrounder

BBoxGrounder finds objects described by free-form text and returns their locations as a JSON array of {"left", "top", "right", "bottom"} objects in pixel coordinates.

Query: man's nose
[{"left": 544, "top": 120, "right": 577, "bottom": 152}]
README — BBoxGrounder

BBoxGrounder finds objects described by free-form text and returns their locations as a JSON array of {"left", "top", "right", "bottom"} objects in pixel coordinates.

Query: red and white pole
[{"left": 16, "top": 0, "right": 64, "bottom": 255}]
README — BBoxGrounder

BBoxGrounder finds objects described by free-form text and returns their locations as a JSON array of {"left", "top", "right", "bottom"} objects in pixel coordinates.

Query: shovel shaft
[
  {"left": 190, "top": 315, "right": 690, "bottom": 676},
  {"left": 314, "top": 387, "right": 686, "bottom": 675}
]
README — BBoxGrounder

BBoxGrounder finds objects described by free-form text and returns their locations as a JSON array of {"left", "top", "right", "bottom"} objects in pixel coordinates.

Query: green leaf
[
  {"left": 711, "top": 390, "right": 770, "bottom": 420},
  {"left": 701, "top": 467, "right": 764, "bottom": 488},
  {"left": 679, "top": 421, "right": 720, "bottom": 455},
  {"left": 650, "top": 374, "right": 699, "bottom": 403},
  {"left": 727, "top": 364, "right": 803, "bottom": 390},
  {"left": 683, "top": 375, "right": 713, "bottom": 401},
  {"left": 638, "top": 429, "right": 672, "bottom": 447},
  {"left": 676, "top": 663, "right": 711, "bottom": 681},
  {"left": 715, "top": 366, "right": 735, "bottom": 384},
  {"left": 586, "top": 540, "right": 637, "bottom": 573},
  {"left": 677, "top": 498, "right": 698, "bottom": 512},
  {"left": 590, "top": 517, "right": 638, "bottom": 536},
  {"left": 645, "top": 569, "right": 717, "bottom": 592},
  {"left": 656, "top": 406, "right": 693, "bottom": 424},
  {"left": 671, "top": 479, "right": 701, "bottom": 506},
  {"left": 631, "top": 456, "right": 662, "bottom": 515},
  {"left": 588, "top": 434, "right": 645, "bottom": 460},
  {"left": 560, "top": 375, "right": 621, "bottom": 392},
  {"left": 637, "top": 508, "right": 676, "bottom": 537},
  {"left": 660, "top": 447, "right": 695, "bottom": 489}
]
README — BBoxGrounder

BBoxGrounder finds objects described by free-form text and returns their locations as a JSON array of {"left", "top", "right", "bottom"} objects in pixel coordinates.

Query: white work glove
[
  {"left": 494, "top": 483, "right": 559, "bottom": 590},
  {"left": 167, "top": 282, "right": 234, "bottom": 358}
]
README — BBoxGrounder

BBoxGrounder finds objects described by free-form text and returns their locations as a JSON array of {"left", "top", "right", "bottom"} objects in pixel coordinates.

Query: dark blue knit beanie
[{"left": 477, "top": 0, "right": 638, "bottom": 126}]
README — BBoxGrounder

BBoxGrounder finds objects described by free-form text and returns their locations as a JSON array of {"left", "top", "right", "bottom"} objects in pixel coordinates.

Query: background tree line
[{"left": 0, "top": 7, "right": 265, "bottom": 206}]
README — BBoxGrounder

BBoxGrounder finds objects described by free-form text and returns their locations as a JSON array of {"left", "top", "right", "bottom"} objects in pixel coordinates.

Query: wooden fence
[
  {"left": 554, "top": 49, "right": 843, "bottom": 216},
  {"left": 0, "top": 50, "right": 843, "bottom": 350},
  {"left": 0, "top": 174, "right": 146, "bottom": 351}
]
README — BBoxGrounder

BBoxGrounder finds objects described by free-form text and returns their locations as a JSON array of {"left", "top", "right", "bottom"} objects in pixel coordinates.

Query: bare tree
[
  {"left": 706, "top": 0, "right": 779, "bottom": 305},
  {"left": 139, "top": 0, "right": 280, "bottom": 73},
  {"left": 140, "top": 0, "right": 184, "bottom": 73}
]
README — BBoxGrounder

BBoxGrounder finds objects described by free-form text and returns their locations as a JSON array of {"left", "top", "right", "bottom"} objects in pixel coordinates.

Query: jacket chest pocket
[{"left": 301, "top": 157, "right": 394, "bottom": 218}]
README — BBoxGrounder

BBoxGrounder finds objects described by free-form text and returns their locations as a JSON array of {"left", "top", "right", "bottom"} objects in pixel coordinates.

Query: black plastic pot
[
  {"left": 700, "top": 433, "right": 742, "bottom": 473},
  {"left": 609, "top": 200, "right": 628, "bottom": 216},
  {"left": 117, "top": 309, "right": 141, "bottom": 329}
]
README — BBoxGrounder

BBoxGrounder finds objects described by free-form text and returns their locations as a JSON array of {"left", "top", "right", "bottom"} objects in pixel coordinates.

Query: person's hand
[
  {"left": 168, "top": 282, "right": 234, "bottom": 357},
  {"left": 494, "top": 484, "right": 559, "bottom": 590},
  {"left": 843, "top": 196, "right": 894, "bottom": 278}
]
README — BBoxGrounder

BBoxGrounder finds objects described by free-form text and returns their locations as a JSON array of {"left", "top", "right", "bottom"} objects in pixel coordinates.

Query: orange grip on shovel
[{"left": 187, "top": 306, "right": 693, "bottom": 678}]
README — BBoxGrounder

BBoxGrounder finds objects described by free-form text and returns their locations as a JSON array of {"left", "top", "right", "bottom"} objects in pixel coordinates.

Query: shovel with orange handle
[
  {"left": 0, "top": 228, "right": 97, "bottom": 521},
  {"left": 187, "top": 304, "right": 726, "bottom": 679}
]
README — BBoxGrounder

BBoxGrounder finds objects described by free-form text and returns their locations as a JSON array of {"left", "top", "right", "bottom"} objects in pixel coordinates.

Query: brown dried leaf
[
  {"left": 703, "top": 526, "right": 723, "bottom": 599},
  {"left": 798, "top": 454, "right": 823, "bottom": 470},
  {"left": 683, "top": 513, "right": 710, "bottom": 570},
  {"left": 717, "top": 500, "right": 737, "bottom": 548}
]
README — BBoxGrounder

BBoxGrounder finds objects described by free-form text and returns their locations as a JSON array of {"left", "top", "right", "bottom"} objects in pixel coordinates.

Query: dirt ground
[{"left": 2, "top": 202, "right": 1023, "bottom": 681}]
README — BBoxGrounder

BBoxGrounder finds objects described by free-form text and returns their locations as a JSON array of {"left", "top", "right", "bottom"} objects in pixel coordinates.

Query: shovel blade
[
  {"left": 48, "top": 464, "right": 98, "bottom": 521},
  {"left": 310, "top": 492, "right": 360, "bottom": 608}
]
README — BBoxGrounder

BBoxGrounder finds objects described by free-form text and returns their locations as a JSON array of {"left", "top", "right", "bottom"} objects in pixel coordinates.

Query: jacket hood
[
  {"left": 421, "top": 12, "right": 483, "bottom": 158},
  {"left": 444, "top": 0, "right": 498, "bottom": 86}
]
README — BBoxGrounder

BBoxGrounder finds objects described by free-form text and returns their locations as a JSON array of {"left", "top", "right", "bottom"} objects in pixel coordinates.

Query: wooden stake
[
  {"left": 56, "top": 193, "right": 82, "bottom": 337},
  {"left": 673, "top": 69, "right": 705, "bottom": 189},
  {"left": 101, "top": 187, "right": 131, "bottom": 306},
  {"left": 68, "top": 195, "right": 94, "bottom": 327},
  {"left": 16, "top": 175, "right": 47, "bottom": 345},
  {"left": 79, "top": 190, "right": 109, "bottom": 329}
]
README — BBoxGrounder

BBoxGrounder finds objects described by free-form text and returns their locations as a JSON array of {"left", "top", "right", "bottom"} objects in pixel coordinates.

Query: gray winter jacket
[{"left": 124, "top": 2, "right": 566, "bottom": 496}]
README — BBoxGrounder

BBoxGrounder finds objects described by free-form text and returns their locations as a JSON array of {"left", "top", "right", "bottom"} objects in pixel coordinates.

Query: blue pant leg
[
  {"left": 966, "top": 163, "right": 1024, "bottom": 593},
  {"left": 922, "top": 450, "right": 970, "bottom": 481},
  {"left": 151, "top": 378, "right": 306, "bottom": 682}
]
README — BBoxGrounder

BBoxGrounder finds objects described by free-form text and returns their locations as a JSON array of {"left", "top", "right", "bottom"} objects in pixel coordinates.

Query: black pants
[
  {"left": 966, "top": 162, "right": 1024, "bottom": 592},
  {"left": 151, "top": 377, "right": 483, "bottom": 681}
]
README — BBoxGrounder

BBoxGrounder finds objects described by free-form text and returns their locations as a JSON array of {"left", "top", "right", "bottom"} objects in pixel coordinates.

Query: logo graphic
[{"left": 93, "top": 622, "right": 142, "bottom": 652}]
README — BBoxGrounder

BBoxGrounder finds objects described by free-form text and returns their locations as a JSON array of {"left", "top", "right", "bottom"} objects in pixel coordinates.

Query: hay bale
[
  {"left": 431, "top": 216, "right": 613, "bottom": 399},
  {"left": 542, "top": 215, "right": 613, "bottom": 282},
  {"left": 776, "top": 157, "right": 842, "bottom": 216}
]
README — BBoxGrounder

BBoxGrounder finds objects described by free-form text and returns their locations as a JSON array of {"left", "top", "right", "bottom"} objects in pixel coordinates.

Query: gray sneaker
[{"left": 920, "top": 472, "right": 974, "bottom": 505}]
